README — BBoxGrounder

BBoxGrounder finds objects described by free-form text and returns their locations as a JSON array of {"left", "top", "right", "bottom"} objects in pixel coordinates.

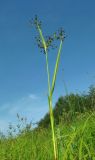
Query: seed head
[
  {"left": 31, "top": 16, "right": 66, "bottom": 54},
  {"left": 30, "top": 15, "right": 42, "bottom": 29}
]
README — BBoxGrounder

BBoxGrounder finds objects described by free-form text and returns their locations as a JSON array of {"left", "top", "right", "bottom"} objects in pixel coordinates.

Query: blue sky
[{"left": 0, "top": 0, "right": 95, "bottom": 133}]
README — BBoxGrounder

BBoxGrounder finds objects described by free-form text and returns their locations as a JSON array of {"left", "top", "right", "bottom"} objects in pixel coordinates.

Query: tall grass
[
  {"left": 31, "top": 15, "right": 65, "bottom": 159},
  {"left": 0, "top": 111, "right": 95, "bottom": 159}
]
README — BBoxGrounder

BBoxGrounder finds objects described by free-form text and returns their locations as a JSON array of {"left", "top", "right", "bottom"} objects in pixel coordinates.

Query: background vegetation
[
  {"left": 38, "top": 85, "right": 95, "bottom": 128},
  {"left": 0, "top": 85, "right": 95, "bottom": 159}
]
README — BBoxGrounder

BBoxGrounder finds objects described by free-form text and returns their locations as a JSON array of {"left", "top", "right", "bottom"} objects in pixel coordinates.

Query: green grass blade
[
  {"left": 82, "top": 112, "right": 93, "bottom": 133},
  {"left": 37, "top": 24, "right": 57, "bottom": 160},
  {"left": 63, "top": 131, "right": 78, "bottom": 160},
  {"left": 37, "top": 24, "right": 51, "bottom": 94},
  {"left": 79, "top": 137, "right": 83, "bottom": 160},
  {"left": 37, "top": 25, "right": 47, "bottom": 52},
  {"left": 83, "top": 141, "right": 91, "bottom": 158},
  {"left": 51, "top": 40, "right": 63, "bottom": 96}
]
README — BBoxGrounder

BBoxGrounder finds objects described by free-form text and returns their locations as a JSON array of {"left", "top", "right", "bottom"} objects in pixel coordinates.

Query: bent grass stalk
[
  {"left": 79, "top": 112, "right": 94, "bottom": 160},
  {"left": 32, "top": 17, "right": 64, "bottom": 160}
]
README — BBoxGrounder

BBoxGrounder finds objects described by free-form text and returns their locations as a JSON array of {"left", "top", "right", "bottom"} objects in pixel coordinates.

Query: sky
[{"left": 0, "top": 0, "right": 95, "bottom": 133}]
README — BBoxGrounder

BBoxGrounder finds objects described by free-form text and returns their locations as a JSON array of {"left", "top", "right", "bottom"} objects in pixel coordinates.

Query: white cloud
[
  {"left": 0, "top": 94, "right": 48, "bottom": 134},
  {"left": 8, "top": 93, "right": 40, "bottom": 115},
  {"left": 28, "top": 94, "right": 39, "bottom": 100}
]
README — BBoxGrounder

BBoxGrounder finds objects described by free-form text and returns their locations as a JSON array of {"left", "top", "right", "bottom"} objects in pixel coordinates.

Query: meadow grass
[{"left": 0, "top": 111, "right": 95, "bottom": 159}]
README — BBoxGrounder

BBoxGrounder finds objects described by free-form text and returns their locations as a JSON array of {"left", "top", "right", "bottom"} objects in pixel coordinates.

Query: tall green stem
[
  {"left": 35, "top": 22, "right": 64, "bottom": 159},
  {"left": 46, "top": 52, "right": 57, "bottom": 160},
  {"left": 51, "top": 40, "right": 63, "bottom": 95},
  {"left": 37, "top": 26, "right": 57, "bottom": 159}
]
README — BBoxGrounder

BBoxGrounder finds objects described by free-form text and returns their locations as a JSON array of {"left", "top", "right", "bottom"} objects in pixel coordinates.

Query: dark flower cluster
[
  {"left": 30, "top": 15, "right": 42, "bottom": 29},
  {"left": 31, "top": 15, "right": 66, "bottom": 54},
  {"left": 35, "top": 35, "right": 56, "bottom": 53},
  {"left": 35, "top": 29, "right": 66, "bottom": 53},
  {"left": 54, "top": 28, "right": 66, "bottom": 41}
]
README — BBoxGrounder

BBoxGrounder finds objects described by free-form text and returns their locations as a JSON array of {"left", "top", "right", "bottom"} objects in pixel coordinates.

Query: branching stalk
[
  {"left": 37, "top": 26, "right": 57, "bottom": 160},
  {"left": 32, "top": 16, "right": 64, "bottom": 159}
]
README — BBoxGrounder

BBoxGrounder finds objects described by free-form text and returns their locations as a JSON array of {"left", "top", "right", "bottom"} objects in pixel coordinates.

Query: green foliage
[
  {"left": 38, "top": 85, "right": 95, "bottom": 128},
  {"left": 0, "top": 86, "right": 95, "bottom": 159},
  {"left": 0, "top": 111, "right": 95, "bottom": 159}
]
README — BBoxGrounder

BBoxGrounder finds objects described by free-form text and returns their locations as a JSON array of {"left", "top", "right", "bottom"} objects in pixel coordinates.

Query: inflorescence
[{"left": 30, "top": 15, "right": 66, "bottom": 53}]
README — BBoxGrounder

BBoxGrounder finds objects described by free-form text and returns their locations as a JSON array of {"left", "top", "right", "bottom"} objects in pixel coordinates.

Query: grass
[
  {"left": 0, "top": 16, "right": 95, "bottom": 159},
  {"left": 31, "top": 15, "right": 65, "bottom": 160},
  {"left": 0, "top": 111, "right": 95, "bottom": 159}
]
